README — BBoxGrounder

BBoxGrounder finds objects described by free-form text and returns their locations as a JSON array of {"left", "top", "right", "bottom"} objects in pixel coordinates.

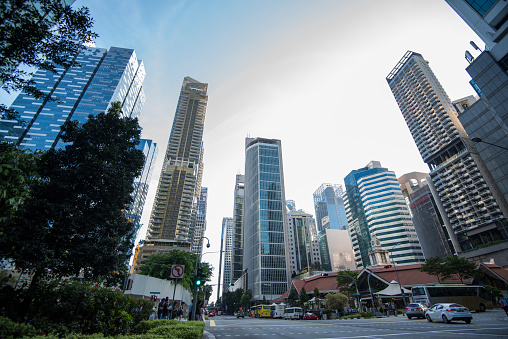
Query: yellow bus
[{"left": 252, "top": 304, "right": 271, "bottom": 318}]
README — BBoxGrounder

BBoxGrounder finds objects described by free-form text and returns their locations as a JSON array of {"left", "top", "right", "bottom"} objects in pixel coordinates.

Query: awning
[{"left": 374, "top": 281, "right": 411, "bottom": 296}]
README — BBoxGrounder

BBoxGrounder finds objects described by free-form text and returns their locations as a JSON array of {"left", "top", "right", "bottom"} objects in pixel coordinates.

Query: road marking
[{"left": 210, "top": 320, "right": 216, "bottom": 326}]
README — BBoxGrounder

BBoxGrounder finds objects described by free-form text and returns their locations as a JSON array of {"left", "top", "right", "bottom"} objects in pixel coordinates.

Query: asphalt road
[{"left": 204, "top": 308, "right": 508, "bottom": 339}]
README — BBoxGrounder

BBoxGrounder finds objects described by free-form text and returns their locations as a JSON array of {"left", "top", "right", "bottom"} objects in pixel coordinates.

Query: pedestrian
[
  {"left": 319, "top": 310, "right": 323, "bottom": 320},
  {"left": 392, "top": 303, "right": 397, "bottom": 316},
  {"left": 500, "top": 296, "right": 508, "bottom": 316},
  {"left": 149, "top": 310, "right": 157, "bottom": 320},
  {"left": 172, "top": 301, "right": 178, "bottom": 319},
  {"left": 162, "top": 298, "right": 170, "bottom": 319},
  {"left": 198, "top": 300, "right": 205, "bottom": 322},
  {"left": 158, "top": 300, "right": 164, "bottom": 319}
]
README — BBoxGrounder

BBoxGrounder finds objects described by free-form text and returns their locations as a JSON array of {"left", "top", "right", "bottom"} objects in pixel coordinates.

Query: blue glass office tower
[
  {"left": 244, "top": 137, "right": 290, "bottom": 301},
  {"left": 313, "top": 183, "right": 348, "bottom": 231},
  {"left": 126, "top": 139, "right": 158, "bottom": 242},
  {"left": 344, "top": 161, "right": 424, "bottom": 267},
  {"left": 0, "top": 45, "right": 145, "bottom": 150}
]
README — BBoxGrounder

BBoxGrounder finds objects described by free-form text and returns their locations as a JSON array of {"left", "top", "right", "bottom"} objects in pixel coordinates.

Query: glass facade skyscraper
[
  {"left": 1, "top": 46, "right": 145, "bottom": 150},
  {"left": 344, "top": 161, "right": 424, "bottom": 267},
  {"left": 231, "top": 174, "right": 245, "bottom": 283},
  {"left": 221, "top": 217, "right": 234, "bottom": 291},
  {"left": 313, "top": 183, "right": 348, "bottom": 231},
  {"left": 286, "top": 209, "right": 321, "bottom": 276},
  {"left": 135, "top": 77, "right": 208, "bottom": 270},
  {"left": 244, "top": 137, "right": 290, "bottom": 301}
]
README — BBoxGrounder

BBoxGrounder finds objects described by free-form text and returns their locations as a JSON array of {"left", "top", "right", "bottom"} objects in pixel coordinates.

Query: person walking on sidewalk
[{"left": 500, "top": 296, "right": 508, "bottom": 316}]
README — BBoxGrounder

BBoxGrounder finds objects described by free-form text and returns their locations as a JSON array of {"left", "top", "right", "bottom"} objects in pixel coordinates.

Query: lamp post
[
  {"left": 388, "top": 243, "right": 406, "bottom": 308},
  {"left": 191, "top": 236, "right": 210, "bottom": 321},
  {"left": 471, "top": 137, "right": 508, "bottom": 151}
]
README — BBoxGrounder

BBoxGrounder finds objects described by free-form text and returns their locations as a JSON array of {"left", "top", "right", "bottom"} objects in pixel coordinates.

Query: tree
[
  {"left": 139, "top": 250, "right": 213, "bottom": 292},
  {"left": 241, "top": 289, "right": 253, "bottom": 310},
  {"left": 325, "top": 292, "right": 348, "bottom": 311},
  {"left": 313, "top": 286, "right": 321, "bottom": 309},
  {"left": 0, "top": 105, "right": 144, "bottom": 286},
  {"left": 262, "top": 295, "right": 268, "bottom": 305},
  {"left": 0, "top": 143, "right": 41, "bottom": 222},
  {"left": 287, "top": 286, "right": 299, "bottom": 307},
  {"left": 336, "top": 269, "right": 358, "bottom": 297},
  {"left": 484, "top": 285, "right": 502, "bottom": 303},
  {"left": 0, "top": 0, "right": 97, "bottom": 120},
  {"left": 299, "top": 286, "right": 309, "bottom": 309},
  {"left": 420, "top": 256, "right": 446, "bottom": 283},
  {"left": 443, "top": 255, "right": 482, "bottom": 283}
]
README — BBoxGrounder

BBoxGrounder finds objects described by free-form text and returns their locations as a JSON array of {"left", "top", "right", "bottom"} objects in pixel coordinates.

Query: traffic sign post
[{"left": 170, "top": 265, "right": 184, "bottom": 319}]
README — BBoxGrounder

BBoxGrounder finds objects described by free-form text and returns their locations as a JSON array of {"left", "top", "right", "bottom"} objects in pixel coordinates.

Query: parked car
[
  {"left": 425, "top": 303, "right": 472, "bottom": 324},
  {"left": 209, "top": 310, "right": 216, "bottom": 317},
  {"left": 236, "top": 310, "right": 245, "bottom": 318},
  {"left": 406, "top": 303, "right": 428, "bottom": 319},
  {"left": 303, "top": 312, "right": 318, "bottom": 320}
]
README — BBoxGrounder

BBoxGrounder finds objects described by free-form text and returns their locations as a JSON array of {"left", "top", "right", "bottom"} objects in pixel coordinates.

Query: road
[{"left": 204, "top": 309, "right": 508, "bottom": 338}]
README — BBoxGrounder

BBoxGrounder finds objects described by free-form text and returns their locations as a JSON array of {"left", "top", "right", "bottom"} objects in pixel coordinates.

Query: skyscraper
[
  {"left": 344, "top": 161, "right": 424, "bottom": 267},
  {"left": 127, "top": 139, "right": 158, "bottom": 242},
  {"left": 231, "top": 174, "right": 245, "bottom": 283},
  {"left": 220, "top": 217, "right": 234, "bottom": 297},
  {"left": 191, "top": 187, "right": 208, "bottom": 256},
  {"left": 1, "top": 45, "right": 145, "bottom": 150},
  {"left": 318, "top": 228, "right": 356, "bottom": 272},
  {"left": 135, "top": 77, "right": 208, "bottom": 270},
  {"left": 244, "top": 137, "right": 290, "bottom": 301},
  {"left": 313, "top": 183, "right": 348, "bottom": 231},
  {"left": 286, "top": 208, "right": 321, "bottom": 277},
  {"left": 387, "top": 51, "right": 508, "bottom": 258}
]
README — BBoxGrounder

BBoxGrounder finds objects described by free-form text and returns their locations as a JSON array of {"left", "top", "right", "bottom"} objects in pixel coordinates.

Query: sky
[{"left": 1, "top": 0, "right": 483, "bottom": 303}]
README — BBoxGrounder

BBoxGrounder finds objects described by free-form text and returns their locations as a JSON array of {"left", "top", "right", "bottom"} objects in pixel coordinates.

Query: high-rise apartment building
[
  {"left": 313, "top": 183, "right": 348, "bottom": 231},
  {"left": 244, "top": 137, "right": 290, "bottom": 301},
  {"left": 191, "top": 187, "right": 208, "bottom": 256},
  {"left": 231, "top": 174, "right": 245, "bottom": 283},
  {"left": 218, "top": 217, "right": 233, "bottom": 301},
  {"left": 387, "top": 52, "right": 508, "bottom": 260},
  {"left": 344, "top": 161, "right": 424, "bottom": 267},
  {"left": 135, "top": 77, "right": 208, "bottom": 270},
  {"left": 127, "top": 139, "right": 158, "bottom": 242},
  {"left": 1, "top": 45, "right": 145, "bottom": 150},
  {"left": 286, "top": 208, "right": 321, "bottom": 277}
]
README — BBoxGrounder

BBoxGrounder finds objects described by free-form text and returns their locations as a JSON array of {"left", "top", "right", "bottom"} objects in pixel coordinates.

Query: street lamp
[
  {"left": 471, "top": 137, "right": 508, "bottom": 151},
  {"left": 191, "top": 236, "right": 210, "bottom": 321},
  {"left": 388, "top": 243, "right": 406, "bottom": 308}
]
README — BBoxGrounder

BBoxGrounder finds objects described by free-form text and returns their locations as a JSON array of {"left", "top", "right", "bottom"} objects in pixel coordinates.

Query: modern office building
[
  {"left": 135, "top": 77, "right": 208, "bottom": 270},
  {"left": 218, "top": 217, "right": 233, "bottom": 301},
  {"left": 191, "top": 187, "right": 208, "bottom": 256},
  {"left": 243, "top": 137, "right": 290, "bottom": 301},
  {"left": 286, "top": 208, "right": 321, "bottom": 277},
  {"left": 445, "top": 0, "right": 508, "bottom": 236},
  {"left": 387, "top": 51, "right": 508, "bottom": 262},
  {"left": 231, "top": 174, "right": 245, "bottom": 283},
  {"left": 344, "top": 161, "right": 424, "bottom": 268},
  {"left": 318, "top": 228, "right": 356, "bottom": 272},
  {"left": 1, "top": 45, "right": 146, "bottom": 150},
  {"left": 409, "top": 182, "right": 455, "bottom": 259},
  {"left": 398, "top": 172, "right": 428, "bottom": 211},
  {"left": 313, "top": 183, "right": 348, "bottom": 231},
  {"left": 126, "top": 139, "right": 158, "bottom": 242}
]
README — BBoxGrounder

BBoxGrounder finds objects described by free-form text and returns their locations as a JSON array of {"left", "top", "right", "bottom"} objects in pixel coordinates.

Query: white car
[{"left": 425, "top": 303, "right": 472, "bottom": 324}]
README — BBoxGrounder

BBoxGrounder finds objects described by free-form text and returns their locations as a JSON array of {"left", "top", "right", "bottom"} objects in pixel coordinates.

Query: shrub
[
  {"left": 0, "top": 316, "right": 40, "bottom": 338},
  {"left": 359, "top": 312, "right": 372, "bottom": 318},
  {"left": 340, "top": 314, "right": 361, "bottom": 319}
]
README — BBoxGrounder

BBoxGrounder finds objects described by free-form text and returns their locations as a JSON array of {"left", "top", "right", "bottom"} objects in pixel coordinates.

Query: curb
[{"left": 202, "top": 330, "right": 216, "bottom": 339}]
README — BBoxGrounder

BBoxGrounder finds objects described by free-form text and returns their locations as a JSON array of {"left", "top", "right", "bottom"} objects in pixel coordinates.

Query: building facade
[
  {"left": 231, "top": 174, "right": 245, "bottom": 283},
  {"left": 1, "top": 46, "right": 145, "bottom": 150},
  {"left": 136, "top": 77, "right": 208, "bottom": 270},
  {"left": 344, "top": 161, "right": 424, "bottom": 267},
  {"left": 218, "top": 217, "right": 233, "bottom": 301},
  {"left": 191, "top": 187, "right": 208, "bottom": 256},
  {"left": 387, "top": 51, "right": 508, "bottom": 257},
  {"left": 313, "top": 183, "right": 348, "bottom": 231},
  {"left": 318, "top": 228, "right": 356, "bottom": 272},
  {"left": 286, "top": 208, "right": 321, "bottom": 277},
  {"left": 243, "top": 137, "right": 290, "bottom": 301}
]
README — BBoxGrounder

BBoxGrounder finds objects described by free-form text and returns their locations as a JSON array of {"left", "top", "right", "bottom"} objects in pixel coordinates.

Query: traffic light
[
  {"left": 154, "top": 296, "right": 157, "bottom": 301},
  {"left": 384, "top": 265, "right": 393, "bottom": 269},
  {"left": 321, "top": 273, "right": 328, "bottom": 276},
  {"left": 195, "top": 276, "right": 202, "bottom": 286},
  {"left": 195, "top": 267, "right": 203, "bottom": 286}
]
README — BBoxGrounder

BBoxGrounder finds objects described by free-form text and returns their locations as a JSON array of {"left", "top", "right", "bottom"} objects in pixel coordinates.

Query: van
[{"left": 284, "top": 307, "right": 303, "bottom": 320}]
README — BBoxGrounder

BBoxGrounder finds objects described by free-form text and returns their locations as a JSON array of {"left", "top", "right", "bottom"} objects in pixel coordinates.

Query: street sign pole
[{"left": 169, "top": 264, "right": 185, "bottom": 320}]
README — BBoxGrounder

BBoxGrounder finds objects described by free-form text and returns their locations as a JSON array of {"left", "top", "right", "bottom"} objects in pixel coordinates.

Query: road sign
[
  {"left": 149, "top": 292, "right": 160, "bottom": 294},
  {"left": 170, "top": 264, "right": 185, "bottom": 279}
]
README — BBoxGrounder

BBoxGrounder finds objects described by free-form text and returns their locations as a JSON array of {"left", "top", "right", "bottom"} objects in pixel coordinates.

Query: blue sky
[{"left": 2, "top": 0, "right": 483, "bottom": 302}]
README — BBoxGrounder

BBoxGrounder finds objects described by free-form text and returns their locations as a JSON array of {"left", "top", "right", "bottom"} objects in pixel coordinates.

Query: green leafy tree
[
  {"left": 0, "top": 105, "right": 144, "bottom": 286},
  {"left": 484, "top": 285, "right": 502, "bottom": 303},
  {"left": 336, "top": 269, "right": 358, "bottom": 297},
  {"left": 287, "top": 286, "right": 299, "bottom": 307},
  {"left": 420, "top": 256, "right": 446, "bottom": 282},
  {"left": 0, "top": 143, "right": 41, "bottom": 222},
  {"left": 325, "top": 292, "right": 348, "bottom": 311},
  {"left": 139, "top": 250, "right": 213, "bottom": 292},
  {"left": 313, "top": 286, "right": 321, "bottom": 308},
  {"left": 443, "top": 255, "right": 482, "bottom": 283},
  {"left": 262, "top": 295, "right": 268, "bottom": 304},
  {"left": 299, "top": 286, "right": 309, "bottom": 309},
  {"left": 0, "top": 0, "right": 97, "bottom": 119},
  {"left": 241, "top": 289, "right": 253, "bottom": 310}
]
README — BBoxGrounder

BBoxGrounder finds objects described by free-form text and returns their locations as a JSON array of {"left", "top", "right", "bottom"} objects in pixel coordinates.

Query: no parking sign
[{"left": 170, "top": 264, "right": 185, "bottom": 279}]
